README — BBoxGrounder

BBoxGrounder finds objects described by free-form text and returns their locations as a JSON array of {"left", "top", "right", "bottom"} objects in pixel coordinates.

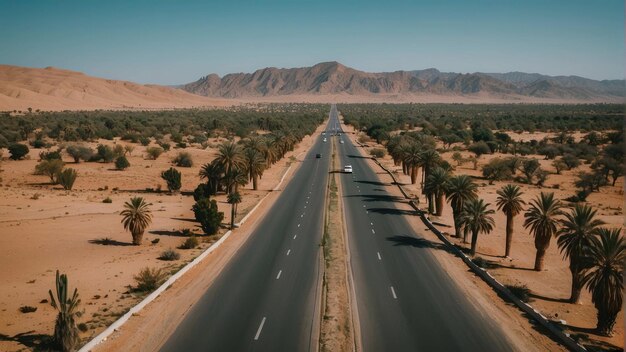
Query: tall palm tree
[
  {"left": 557, "top": 204, "right": 605, "bottom": 303},
  {"left": 224, "top": 167, "right": 248, "bottom": 193},
  {"left": 199, "top": 161, "right": 224, "bottom": 195},
  {"left": 460, "top": 198, "right": 495, "bottom": 256},
  {"left": 215, "top": 141, "right": 243, "bottom": 175},
  {"left": 402, "top": 144, "right": 422, "bottom": 184},
  {"left": 243, "top": 147, "right": 266, "bottom": 190},
  {"left": 523, "top": 192, "right": 564, "bottom": 271},
  {"left": 423, "top": 167, "right": 450, "bottom": 216},
  {"left": 419, "top": 148, "right": 442, "bottom": 185},
  {"left": 120, "top": 197, "right": 152, "bottom": 245},
  {"left": 227, "top": 191, "right": 242, "bottom": 229},
  {"left": 496, "top": 184, "right": 526, "bottom": 257},
  {"left": 445, "top": 175, "right": 478, "bottom": 242},
  {"left": 583, "top": 228, "right": 625, "bottom": 336}
]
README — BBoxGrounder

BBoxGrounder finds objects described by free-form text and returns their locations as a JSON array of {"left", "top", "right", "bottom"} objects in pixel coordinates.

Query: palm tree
[
  {"left": 445, "top": 175, "right": 478, "bottom": 242},
  {"left": 49, "top": 270, "right": 81, "bottom": 352},
  {"left": 199, "top": 161, "right": 224, "bottom": 195},
  {"left": 523, "top": 192, "right": 564, "bottom": 271},
  {"left": 557, "top": 204, "right": 605, "bottom": 303},
  {"left": 402, "top": 144, "right": 422, "bottom": 184},
  {"left": 583, "top": 228, "right": 625, "bottom": 336},
  {"left": 419, "top": 148, "right": 442, "bottom": 185},
  {"left": 120, "top": 197, "right": 153, "bottom": 245},
  {"left": 215, "top": 141, "right": 243, "bottom": 175},
  {"left": 423, "top": 167, "right": 450, "bottom": 216},
  {"left": 496, "top": 184, "right": 526, "bottom": 257},
  {"left": 227, "top": 192, "right": 242, "bottom": 229},
  {"left": 460, "top": 198, "right": 495, "bottom": 256},
  {"left": 224, "top": 167, "right": 248, "bottom": 193},
  {"left": 243, "top": 147, "right": 266, "bottom": 190}
]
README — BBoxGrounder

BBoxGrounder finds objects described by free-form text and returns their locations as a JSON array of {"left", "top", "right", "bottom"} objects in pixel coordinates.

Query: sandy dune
[{"left": 0, "top": 65, "right": 231, "bottom": 111}]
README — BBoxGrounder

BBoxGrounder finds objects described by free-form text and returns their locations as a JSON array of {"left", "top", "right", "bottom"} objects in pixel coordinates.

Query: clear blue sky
[{"left": 0, "top": 0, "right": 623, "bottom": 84}]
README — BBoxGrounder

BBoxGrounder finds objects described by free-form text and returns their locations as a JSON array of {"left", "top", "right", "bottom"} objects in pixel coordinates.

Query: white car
[
  {"left": 323, "top": 138, "right": 327, "bottom": 142},
  {"left": 344, "top": 165, "right": 353, "bottom": 173},
  {"left": 340, "top": 140, "right": 344, "bottom": 144}
]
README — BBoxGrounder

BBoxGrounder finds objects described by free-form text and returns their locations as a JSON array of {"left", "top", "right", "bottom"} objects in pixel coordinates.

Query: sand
[
  {"left": 0, "top": 122, "right": 325, "bottom": 352},
  {"left": 345, "top": 124, "right": 624, "bottom": 350}
]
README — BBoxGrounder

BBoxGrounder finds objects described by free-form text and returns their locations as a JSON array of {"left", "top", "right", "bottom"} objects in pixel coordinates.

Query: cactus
[{"left": 49, "top": 270, "right": 81, "bottom": 351}]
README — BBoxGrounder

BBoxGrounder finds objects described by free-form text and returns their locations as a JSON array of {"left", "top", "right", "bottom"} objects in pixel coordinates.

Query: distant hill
[
  {"left": 0, "top": 65, "right": 228, "bottom": 111},
  {"left": 182, "top": 62, "right": 624, "bottom": 103}
]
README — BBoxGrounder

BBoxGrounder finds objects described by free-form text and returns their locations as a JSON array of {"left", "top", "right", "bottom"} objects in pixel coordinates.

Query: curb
[{"left": 370, "top": 156, "right": 587, "bottom": 352}]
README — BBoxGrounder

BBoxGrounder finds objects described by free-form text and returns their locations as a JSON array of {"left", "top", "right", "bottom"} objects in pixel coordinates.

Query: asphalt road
[
  {"left": 160, "top": 112, "right": 337, "bottom": 352},
  {"left": 335, "top": 108, "right": 515, "bottom": 351}
]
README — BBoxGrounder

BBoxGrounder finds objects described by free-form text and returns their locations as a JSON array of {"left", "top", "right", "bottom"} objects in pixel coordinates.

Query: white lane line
[
  {"left": 293, "top": 234, "right": 297, "bottom": 239},
  {"left": 370, "top": 222, "right": 373, "bottom": 226},
  {"left": 366, "top": 211, "right": 369, "bottom": 214},
  {"left": 298, "top": 224, "right": 301, "bottom": 227},
  {"left": 371, "top": 229, "right": 376, "bottom": 234},
  {"left": 276, "top": 270, "right": 282, "bottom": 279},
  {"left": 301, "top": 213, "right": 304, "bottom": 217},
  {"left": 304, "top": 205, "right": 307, "bottom": 208},
  {"left": 377, "top": 252, "right": 382, "bottom": 260},
  {"left": 254, "top": 317, "right": 266, "bottom": 340},
  {"left": 390, "top": 286, "right": 397, "bottom": 299},
  {"left": 363, "top": 205, "right": 366, "bottom": 208},
  {"left": 287, "top": 249, "right": 291, "bottom": 256}
]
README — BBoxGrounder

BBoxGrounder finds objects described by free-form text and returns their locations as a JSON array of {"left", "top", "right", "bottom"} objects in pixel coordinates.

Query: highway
[
  {"left": 334, "top": 106, "right": 513, "bottom": 351},
  {"left": 160, "top": 111, "right": 336, "bottom": 351}
]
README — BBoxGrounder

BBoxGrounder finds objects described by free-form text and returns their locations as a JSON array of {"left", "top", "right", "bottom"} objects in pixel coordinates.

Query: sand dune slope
[{"left": 0, "top": 65, "right": 230, "bottom": 111}]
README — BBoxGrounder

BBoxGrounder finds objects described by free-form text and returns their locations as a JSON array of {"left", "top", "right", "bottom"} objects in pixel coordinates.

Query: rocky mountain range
[{"left": 181, "top": 61, "right": 624, "bottom": 101}]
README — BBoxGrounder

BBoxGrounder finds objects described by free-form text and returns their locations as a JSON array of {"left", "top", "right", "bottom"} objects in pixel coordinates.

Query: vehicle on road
[
  {"left": 316, "top": 153, "right": 322, "bottom": 158},
  {"left": 340, "top": 140, "right": 344, "bottom": 144},
  {"left": 344, "top": 165, "right": 353, "bottom": 173},
  {"left": 323, "top": 138, "right": 327, "bottom": 142}
]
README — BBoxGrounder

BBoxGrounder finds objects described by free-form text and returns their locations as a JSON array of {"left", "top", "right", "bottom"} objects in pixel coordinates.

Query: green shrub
[
  {"left": 158, "top": 141, "right": 171, "bottom": 151},
  {"left": 468, "top": 141, "right": 491, "bottom": 157},
  {"left": 39, "top": 150, "right": 62, "bottom": 161},
  {"left": 173, "top": 152, "right": 193, "bottom": 167},
  {"left": 115, "top": 156, "right": 130, "bottom": 170},
  {"left": 506, "top": 284, "right": 531, "bottom": 303},
  {"left": 57, "top": 168, "right": 78, "bottom": 190},
  {"left": 139, "top": 136, "right": 151, "bottom": 146},
  {"left": 161, "top": 167, "right": 182, "bottom": 192},
  {"left": 19, "top": 305, "right": 37, "bottom": 313},
  {"left": 369, "top": 148, "right": 386, "bottom": 158},
  {"left": 134, "top": 267, "right": 166, "bottom": 292},
  {"left": 30, "top": 139, "right": 46, "bottom": 149},
  {"left": 146, "top": 147, "right": 164, "bottom": 160},
  {"left": 35, "top": 159, "right": 64, "bottom": 183},
  {"left": 102, "top": 197, "right": 113, "bottom": 203},
  {"left": 8, "top": 143, "right": 29, "bottom": 160},
  {"left": 66, "top": 145, "right": 94, "bottom": 163},
  {"left": 77, "top": 323, "right": 88, "bottom": 332},
  {"left": 193, "top": 198, "right": 224, "bottom": 235},
  {"left": 158, "top": 248, "right": 180, "bottom": 261},
  {"left": 179, "top": 236, "right": 199, "bottom": 249},
  {"left": 96, "top": 144, "right": 115, "bottom": 162}
]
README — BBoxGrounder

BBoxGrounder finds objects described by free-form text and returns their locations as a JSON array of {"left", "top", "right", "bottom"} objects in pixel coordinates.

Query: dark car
[{"left": 316, "top": 153, "right": 322, "bottom": 158}]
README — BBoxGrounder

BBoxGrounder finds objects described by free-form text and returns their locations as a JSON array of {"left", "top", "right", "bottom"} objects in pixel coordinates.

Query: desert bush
[
  {"left": 57, "top": 168, "right": 78, "bottom": 190},
  {"left": 562, "top": 154, "right": 581, "bottom": 170},
  {"left": 158, "top": 141, "right": 171, "bottom": 151},
  {"left": 521, "top": 158, "right": 540, "bottom": 184},
  {"left": 19, "top": 305, "right": 37, "bottom": 313},
  {"left": 535, "top": 169, "right": 549, "bottom": 186},
  {"left": 123, "top": 145, "right": 135, "bottom": 156},
  {"left": 66, "top": 145, "right": 94, "bottom": 163},
  {"left": 176, "top": 142, "right": 188, "bottom": 149},
  {"left": 102, "top": 197, "right": 112, "bottom": 203},
  {"left": 468, "top": 141, "right": 491, "bottom": 158},
  {"left": 134, "top": 267, "right": 166, "bottom": 292},
  {"left": 552, "top": 159, "right": 567, "bottom": 174},
  {"left": 35, "top": 159, "right": 64, "bottom": 183},
  {"left": 482, "top": 158, "right": 513, "bottom": 184},
  {"left": 39, "top": 150, "right": 62, "bottom": 161},
  {"left": 113, "top": 144, "right": 125, "bottom": 158},
  {"left": 139, "top": 136, "right": 151, "bottom": 146},
  {"left": 173, "top": 152, "right": 193, "bottom": 167},
  {"left": 506, "top": 284, "right": 531, "bottom": 303},
  {"left": 193, "top": 198, "right": 224, "bottom": 235},
  {"left": 77, "top": 323, "right": 88, "bottom": 332},
  {"left": 179, "top": 236, "right": 199, "bottom": 249},
  {"left": 452, "top": 152, "right": 464, "bottom": 166},
  {"left": 9, "top": 143, "right": 29, "bottom": 160},
  {"left": 96, "top": 144, "right": 115, "bottom": 162},
  {"left": 369, "top": 148, "right": 385, "bottom": 158},
  {"left": 146, "top": 146, "right": 164, "bottom": 160},
  {"left": 161, "top": 167, "right": 182, "bottom": 192},
  {"left": 115, "top": 156, "right": 130, "bottom": 170},
  {"left": 158, "top": 248, "right": 181, "bottom": 261},
  {"left": 30, "top": 139, "right": 46, "bottom": 149}
]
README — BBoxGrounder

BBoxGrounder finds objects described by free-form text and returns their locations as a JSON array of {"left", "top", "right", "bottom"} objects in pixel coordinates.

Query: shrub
[
  {"left": 113, "top": 144, "right": 125, "bottom": 158},
  {"left": 157, "top": 141, "right": 171, "bottom": 151},
  {"left": 158, "top": 248, "right": 180, "bottom": 261},
  {"left": 35, "top": 159, "right": 64, "bottom": 183},
  {"left": 66, "top": 145, "right": 94, "bottom": 163},
  {"left": 124, "top": 145, "right": 135, "bottom": 156},
  {"left": 8, "top": 143, "right": 29, "bottom": 160},
  {"left": 134, "top": 267, "right": 166, "bottom": 292},
  {"left": 161, "top": 167, "right": 182, "bottom": 192},
  {"left": 115, "top": 156, "right": 130, "bottom": 170},
  {"left": 30, "top": 139, "right": 46, "bottom": 149},
  {"left": 102, "top": 197, "right": 112, "bottom": 203},
  {"left": 562, "top": 154, "right": 581, "bottom": 170},
  {"left": 57, "top": 168, "right": 78, "bottom": 190},
  {"left": 482, "top": 158, "right": 512, "bottom": 184},
  {"left": 48, "top": 271, "right": 81, "bottom": 352},
  {"left": 139, "top": 136, "right": 151, "bottom": 146},
  {"left": 146, "top": 147, "right": 164, "bottom": 160},
  {"left": 19, "top": 305, "right": 37, "bottom": 313},
  {"left": 521, "top": 158, "right": 540, "bottom": 184},
  {"left": 176, "top": 142, "right": 188, "bottom": 149},
  {"left": 506, "top": 284, "right": 531, "bottom": 303},
  {"left": 369, "top": 148, "right": 386, "bottom": 158},
  {"left": 39, "top": 150, "right": 62, "bottom": 161},
  {"left": 468, "top": 141, "right": 491, "bottom": 158},
  {"left": 96, "top": 144, "right": 115, "bottom": 162},
  {"left": 173, "top": 152, "right": 193, "bottom": 167},
  {"left": 77, "top": 323, "right": 88, "bottom": 332},
  {"left": 193, "top": 198, "right": 224, "bottom": 235},
  {"left": 179, "top": 236, "right": 199, "bottom": 249}
]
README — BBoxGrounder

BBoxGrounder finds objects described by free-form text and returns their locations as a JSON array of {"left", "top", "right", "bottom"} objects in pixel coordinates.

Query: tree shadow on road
[
  {"left": 355, "top": 180, "right": 388, "bottom": 187},
  {"left": 386, "top": 235, "right": 454, "bottom": 254},
  {"left": 368, "top": 207, "right": 416, "bottom": 216}
]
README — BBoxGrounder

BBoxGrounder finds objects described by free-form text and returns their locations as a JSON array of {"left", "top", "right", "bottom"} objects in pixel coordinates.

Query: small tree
[
  {"left": 35, "top": 159, "right": 64, "bottom": 183},
  {"left": 121, "top": 197, "right": 153, "bottom": 245},
  {"left": 96, "top": 144, "right": 115, "bottom": 163},
  {"left": 452, "top": 152, "right": 464, "bottom": 166},
  {"left": 227, "top": 191, "right": 242, "bottom": 229},
  {"left": 468, "top": 141, "right": 491, "bottom": 158},
  {"left": 562, "top": 154, "right": 581, "bottom": 170},
  {"left": 49, "top": 270, "right": 81, "bottom": 352},
  {"left": 9, "top": 143, "right": 29, "bottom": 160},
  {"left": 161, "top": 167, "right": 182, "bottom": 192},
  {"left": 482, "top": 158, "right": 513, "bottom": 185},
  {"left": 57, "top": 168, "right": 78, "bottom": 190},
  {"left": 146, "top": 147, "right": 164, "bottom": 160},
  {"left": 193, "top": 198, "right": 224, "bottom": 235},
  {"left": 124, "top": 145, "right": 135, "bottom": 156},
  {"left": 66, "top": 145, "right": 93, "bottom": 163},
  {"left": 115, "top": 156, "right": 130, "bottom": 170},
  {"left": 521, "top": 158, "right": 540, "bottom": 184},
  {"left": 173, "top": 152, "right": 193, "bottom": 167},
  {"left": 552, "top": 159, "right": 567, "bottom": 175}
]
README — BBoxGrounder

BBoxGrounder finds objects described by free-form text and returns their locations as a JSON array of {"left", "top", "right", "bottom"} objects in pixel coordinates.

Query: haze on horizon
[{"left": 0, "top": 0, "right": 623, "bottom": 85}]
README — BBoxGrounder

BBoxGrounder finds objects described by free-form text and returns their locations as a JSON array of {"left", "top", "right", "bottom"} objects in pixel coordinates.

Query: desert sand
[
  {"left": 0, "top": 122, "right": 325, "bottom": 351},
  {"left": 345, "top": 123, "right": 624, "bottom": 350}
]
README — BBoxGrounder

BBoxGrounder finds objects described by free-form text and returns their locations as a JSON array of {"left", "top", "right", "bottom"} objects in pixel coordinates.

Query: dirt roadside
[{"left": 341, "top": 120, "right": 566, "bottom": 352}]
